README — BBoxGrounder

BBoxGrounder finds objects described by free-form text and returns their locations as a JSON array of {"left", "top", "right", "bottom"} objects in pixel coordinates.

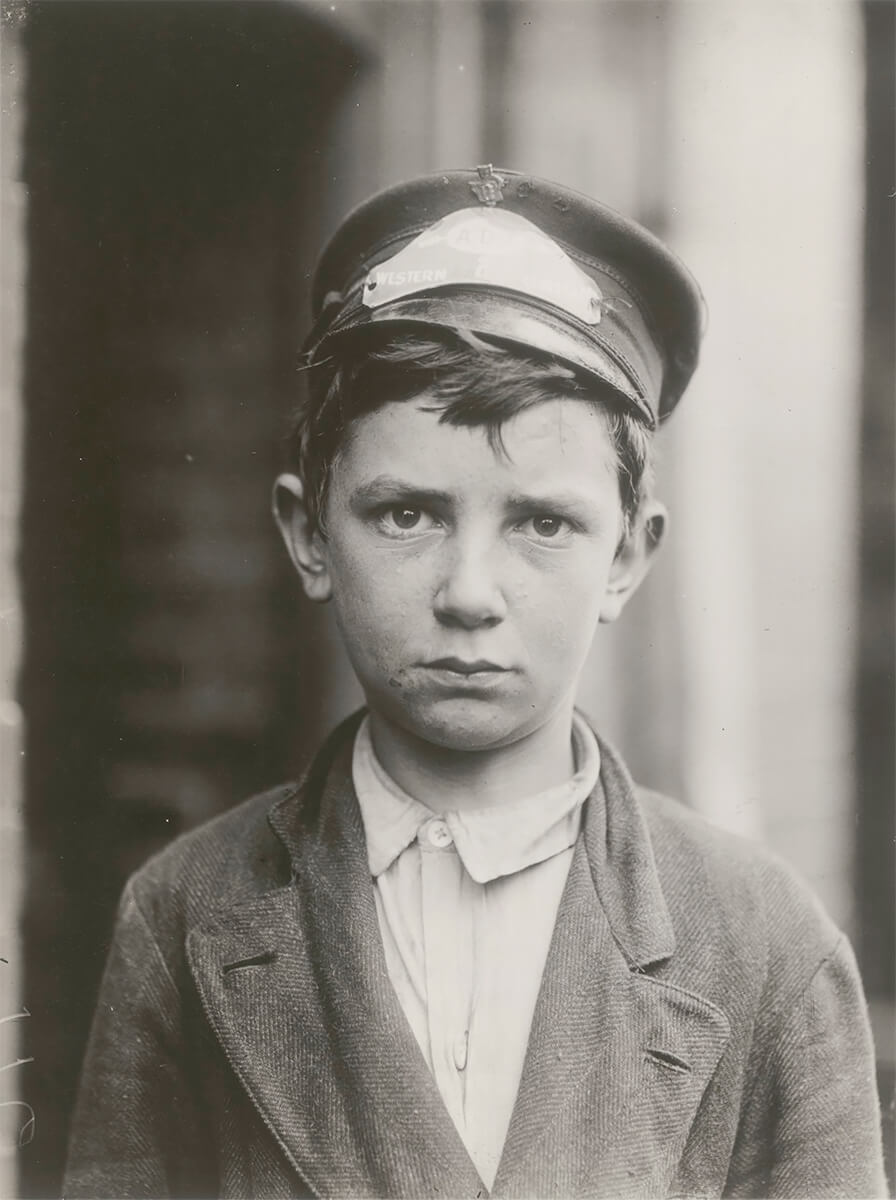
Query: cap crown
[{"left": 307, "top": 167, "right": 705, "bottom": 425}]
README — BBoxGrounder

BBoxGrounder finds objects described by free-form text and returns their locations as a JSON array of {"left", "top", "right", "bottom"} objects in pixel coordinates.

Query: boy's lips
[{"left": 422, "top": 657, "right": 509, "bottom": 675}]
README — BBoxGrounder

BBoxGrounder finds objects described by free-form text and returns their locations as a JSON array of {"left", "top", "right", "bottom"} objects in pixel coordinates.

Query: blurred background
[{"left": 0, "top": 0, "right": 892, "bottom": 1195}]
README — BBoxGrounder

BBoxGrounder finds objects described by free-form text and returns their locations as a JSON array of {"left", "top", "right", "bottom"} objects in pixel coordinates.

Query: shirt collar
[{"left": 352, "top": 712, "right": 601, "bottom": 885}]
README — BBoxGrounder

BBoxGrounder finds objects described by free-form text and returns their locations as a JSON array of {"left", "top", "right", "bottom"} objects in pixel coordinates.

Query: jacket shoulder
[
  {"left": 636, "top": 787, "right": 844, "bottom": 1003},
  {"left": 125, "top": 782, "right": 299, "bottom": 936}
]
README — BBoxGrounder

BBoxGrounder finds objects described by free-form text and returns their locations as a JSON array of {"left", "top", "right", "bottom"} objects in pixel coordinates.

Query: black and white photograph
[{"left": 0, "top": 1, "right": 893, "bottom": 1197}]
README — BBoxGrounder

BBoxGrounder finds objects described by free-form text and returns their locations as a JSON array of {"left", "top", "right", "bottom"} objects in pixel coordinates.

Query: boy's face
[{"left": 276, "top": 395, "right": 659, "bottom": 753}]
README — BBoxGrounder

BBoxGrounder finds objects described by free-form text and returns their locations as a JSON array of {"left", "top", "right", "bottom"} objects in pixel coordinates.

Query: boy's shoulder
[
  {"left": 632, "top": 782, "right": 845, "bottom": 1004},
  {"left": 125, "top": 781, "right": 300, "bottom": 941},
  {"left": 638, "top": 781, "right": 833, "bottom": 921}
]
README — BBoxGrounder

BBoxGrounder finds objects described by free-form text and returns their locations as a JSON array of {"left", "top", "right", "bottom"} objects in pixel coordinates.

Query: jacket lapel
[
  {"left": 492, "top": 741, "right": 731, "bottom": 1198},
  {"left": 187, "top": 722, "right": 485, "bottom": 1199}
]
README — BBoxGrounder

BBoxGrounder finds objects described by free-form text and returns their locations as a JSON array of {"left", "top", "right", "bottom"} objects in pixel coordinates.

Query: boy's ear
[
  {"left": 272, "top": 474, "right": 332, "bottom": 603},
  {"left": 598, "top": 500, "right": 667, "bottom": 624}
]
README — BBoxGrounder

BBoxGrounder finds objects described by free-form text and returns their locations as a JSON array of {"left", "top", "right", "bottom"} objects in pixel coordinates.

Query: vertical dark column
[
  {"left": 857, "top": 0, "right": 895, "bottom": 1182},
  {"left": 19, "top": 5, "right": 357, "bottom": 1193},
  {"left": 857, "top": 0, "right": 895, "bottom": 996},
  {"left": 20, "top": 10, "right": 125, "bottom": 1186}
]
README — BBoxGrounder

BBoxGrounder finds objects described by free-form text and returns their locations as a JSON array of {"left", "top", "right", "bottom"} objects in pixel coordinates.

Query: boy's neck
[{"left": 367, "top": 704, "right": 578, "bottom": 813}]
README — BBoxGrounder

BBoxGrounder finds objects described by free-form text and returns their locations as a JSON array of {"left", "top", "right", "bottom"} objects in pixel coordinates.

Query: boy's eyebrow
[
  {"left": 348, "top": 476, "right": 455, "bottom": 508},
  {"left": 503, "top": 488, "right": 599, "bottom": 515},
  {"left": 349, "top": 476, "right": 603, "bottom": 516}
]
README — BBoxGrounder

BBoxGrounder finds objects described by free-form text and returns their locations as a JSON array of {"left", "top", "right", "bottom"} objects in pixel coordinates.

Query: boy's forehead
[
  {"left": 338, "top": 397, "right": 621, "bottom": 492},
  {"left": 304, "top": 166, "right": 706, "bottom": 429}
]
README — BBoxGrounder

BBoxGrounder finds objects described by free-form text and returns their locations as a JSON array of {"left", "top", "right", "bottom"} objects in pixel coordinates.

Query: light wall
[{"left": 666, "top": 0, "right": 864, "bottom": 930}]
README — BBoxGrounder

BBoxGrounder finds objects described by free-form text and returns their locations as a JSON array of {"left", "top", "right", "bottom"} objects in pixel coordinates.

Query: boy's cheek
[
  {"left": 330, "top": 581, "right": 423, "bottom": 666},
  {"left": 329, "top": 553, "right": 441, "bottom": 631},
  {"left": 331, "top": 551, "right": 425, "bottom": 612}
]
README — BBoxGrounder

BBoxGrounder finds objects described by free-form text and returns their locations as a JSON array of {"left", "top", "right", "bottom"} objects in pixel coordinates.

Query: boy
[{"left": 66, "top": 167, "right": 886, "bottom": 1198}]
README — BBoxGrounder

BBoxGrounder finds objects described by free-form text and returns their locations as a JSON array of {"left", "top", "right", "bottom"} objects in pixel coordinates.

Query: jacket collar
[
  {"left": 584, "top": 727, "right": 677, "bottom": 969},
  {"left": 187, "top": 712, "right": 728, "bottom": 1198}
]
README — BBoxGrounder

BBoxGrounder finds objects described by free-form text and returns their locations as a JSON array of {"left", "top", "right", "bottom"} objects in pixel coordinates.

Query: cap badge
[
  {"left": 469, "top": 164, "right": 506, "bottom": 206},
  {"left": 363, "top": 207, "right": 603, "bottom": 327}
]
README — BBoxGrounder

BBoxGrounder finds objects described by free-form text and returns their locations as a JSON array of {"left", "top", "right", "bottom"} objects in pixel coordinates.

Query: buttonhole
[
  {"left": 644, "top": 1047, "right": 691, "bottom": 1075},
  {"left": 222, "top": 951, "right": 276, "bottom": 974}
]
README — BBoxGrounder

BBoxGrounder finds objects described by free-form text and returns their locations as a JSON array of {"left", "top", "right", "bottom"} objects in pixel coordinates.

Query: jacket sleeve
[
  {"left": 725, "top": 934, "right": 888, "bottom": 1198},
  {"left": 64, "top": 881, "right": 216, "bottom": 1198}
]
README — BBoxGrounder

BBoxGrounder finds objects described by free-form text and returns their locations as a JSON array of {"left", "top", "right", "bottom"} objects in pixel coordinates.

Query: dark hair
[{"left": 289, "top": 330, "right": 655, "bottom": 545}]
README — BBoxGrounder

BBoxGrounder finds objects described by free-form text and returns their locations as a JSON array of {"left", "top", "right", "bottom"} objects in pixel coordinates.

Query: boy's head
[{"left": 274, "top": 167, "right": 703, "bottom": 753}]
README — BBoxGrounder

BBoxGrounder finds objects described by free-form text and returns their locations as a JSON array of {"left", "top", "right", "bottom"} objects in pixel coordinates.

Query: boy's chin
[{"left": 376, "top": 695, "right": 544, "bottom": 754}]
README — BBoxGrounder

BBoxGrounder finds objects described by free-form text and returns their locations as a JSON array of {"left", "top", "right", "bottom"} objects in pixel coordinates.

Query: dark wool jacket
[{"left": 65, "top": 715, "right": 887, "bottom": 1199}]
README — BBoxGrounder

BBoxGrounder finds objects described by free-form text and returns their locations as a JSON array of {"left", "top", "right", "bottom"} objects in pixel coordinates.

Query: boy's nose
[{"left": 433, "top": 539, "right": 508, "bottom": 629}]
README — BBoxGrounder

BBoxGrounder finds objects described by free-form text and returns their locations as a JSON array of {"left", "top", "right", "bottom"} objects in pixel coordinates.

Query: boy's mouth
[{"left": 423, "top": 657, "right": 508, "bottom": 676}]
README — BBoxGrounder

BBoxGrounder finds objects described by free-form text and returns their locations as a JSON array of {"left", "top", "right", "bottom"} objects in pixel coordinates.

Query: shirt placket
[{"left": 418, "top": 816, "right": 474, "bottom": 1142}]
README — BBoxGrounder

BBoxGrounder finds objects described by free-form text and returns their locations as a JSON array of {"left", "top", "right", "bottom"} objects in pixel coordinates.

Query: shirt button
[{"left": 422, "top": 818, "right": 453, "bottom": 848}]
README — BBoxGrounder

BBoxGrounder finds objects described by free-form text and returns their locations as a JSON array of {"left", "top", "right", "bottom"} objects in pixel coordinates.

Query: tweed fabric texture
[{"left": 64, "top": 713, "right": 887, "bottom": 1198}]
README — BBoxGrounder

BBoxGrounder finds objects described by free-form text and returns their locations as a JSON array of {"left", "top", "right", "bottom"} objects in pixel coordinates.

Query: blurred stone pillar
[{"left": 666, "top": 0, "right": 864, "bottom": 925}]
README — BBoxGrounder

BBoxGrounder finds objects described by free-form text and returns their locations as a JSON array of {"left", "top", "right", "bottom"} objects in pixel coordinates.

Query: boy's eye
[
  {"left": 525, "top": 514, "right": 572, "bottom": 540},
  {"left": 392, "top": 507, "right": 422, "bottom": 529},
  {"left": 532, "top": 515, "right": 563, "bottom": 538},
  {"left": 375, "top": 506, "right": 439, "bottom": 537}
]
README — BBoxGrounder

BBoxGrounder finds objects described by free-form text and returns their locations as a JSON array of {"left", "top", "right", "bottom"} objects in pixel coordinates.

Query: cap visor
[{"left": 319, "top": 289, "right": 654, "bottom": 426}]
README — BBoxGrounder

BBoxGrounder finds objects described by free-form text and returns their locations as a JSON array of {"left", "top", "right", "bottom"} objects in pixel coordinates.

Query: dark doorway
[
  {"left": 20, "top": 4, "right": 361, "bottom": 1193},
  {"left": 857, "top": 0, "right": 895, "bottom": 1184}
]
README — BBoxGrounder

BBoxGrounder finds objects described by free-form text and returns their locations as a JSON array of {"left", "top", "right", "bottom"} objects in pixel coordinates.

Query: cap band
[
  {"left": 362, "top": 208, "right": 604, "bottom": 328},
  {"left": 360, "top": 293, "right": 640, "bottom": 411}
]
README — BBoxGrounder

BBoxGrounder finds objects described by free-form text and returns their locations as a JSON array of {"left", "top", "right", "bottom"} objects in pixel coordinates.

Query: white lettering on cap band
[{"left": 362, "top": 208, "right": 602, "bottom": 326}]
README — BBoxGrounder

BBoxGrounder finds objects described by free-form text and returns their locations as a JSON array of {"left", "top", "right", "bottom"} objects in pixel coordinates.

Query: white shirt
[{"left": 352, "top": 713, "right": 601, "bottom": 1188}]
